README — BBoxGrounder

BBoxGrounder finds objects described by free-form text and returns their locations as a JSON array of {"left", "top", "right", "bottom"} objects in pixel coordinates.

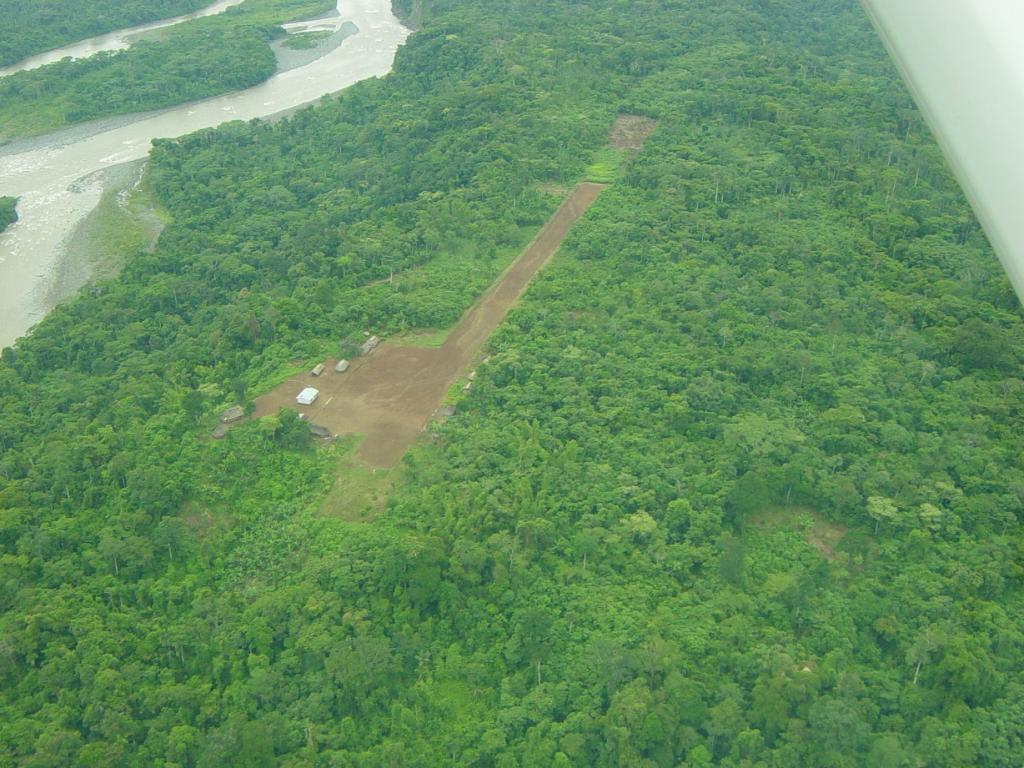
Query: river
[
  {"left": 0, "top": 0, "right": 247, "bottom": 78},
  {"left": 0, "top": 0, "right": 409, "bottom": 348}
]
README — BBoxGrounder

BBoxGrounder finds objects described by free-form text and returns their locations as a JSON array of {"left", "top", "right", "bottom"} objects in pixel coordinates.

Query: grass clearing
[
  {"left": 283, "top": 30, "right": 333, "bottom": 49},
  {"left": 318, "top": 437, "right": 403, "bottom": 521},
  {"left": 247, "top": 352, "right": 328, "bottom": 400},
  {"left": 805, "top": 518, "right": 848, "bottom": 561},
  {"left": 582, "top": 116, "right": 656, "bottom": 184},
  {"left": 585, "top": 147, "right": 624, "bottom": 183},
  {"left": 389, "top": 328, "right": 451, "bottom": 348},
  {"left": 0, "top": 196, "right": 17, "bottom": 233}
]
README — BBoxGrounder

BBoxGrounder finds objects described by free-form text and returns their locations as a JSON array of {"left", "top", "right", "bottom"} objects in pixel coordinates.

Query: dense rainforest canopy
[
  {"left": 0, "top": 0, "right": 210, "bottom": 67},
  {"left": 0, "top": 0, "right": 1022, "bottom": 766}
]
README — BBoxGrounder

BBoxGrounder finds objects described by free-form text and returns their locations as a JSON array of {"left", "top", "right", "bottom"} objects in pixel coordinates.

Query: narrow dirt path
[{"left": 251, "top": 182, "right": 607, "bottom": 467}]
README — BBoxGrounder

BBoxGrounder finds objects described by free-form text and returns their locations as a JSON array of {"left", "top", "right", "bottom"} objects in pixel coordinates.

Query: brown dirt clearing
[
  {"left": 608, "top": 114, "right": 657, "bottom": 152},
  {"left": 250, "top": 182, "right": 607, "bottom": 467},
  {"left": 534, "top": 181, "right": 570, "bottom": 198}
]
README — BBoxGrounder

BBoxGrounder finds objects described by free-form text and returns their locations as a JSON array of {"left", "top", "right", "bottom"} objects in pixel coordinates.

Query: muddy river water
[
  {"left": 0, "top": 0, "right": 408, "bottom": 348},
  {"left": 0, "top": 0, "right": 247, "bottom": 78}
]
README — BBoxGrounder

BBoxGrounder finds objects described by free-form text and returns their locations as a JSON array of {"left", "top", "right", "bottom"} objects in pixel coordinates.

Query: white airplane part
[{"left": 861, "top": 0, "right": 1024, "bottom": 303}]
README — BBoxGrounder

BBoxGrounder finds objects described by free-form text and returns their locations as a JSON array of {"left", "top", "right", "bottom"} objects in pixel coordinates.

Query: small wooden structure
[
  {"left": 358, "top": 335, "right": 381, "bottom": 355},
  {"left": 219, "top": 405, "right": 245, "bottom": 423},
  {"left": 311, "top": 363, "right": 325, "bottom": 376},
  {"left": 334, "top": 359, "right": 350, "bottom": 373}
]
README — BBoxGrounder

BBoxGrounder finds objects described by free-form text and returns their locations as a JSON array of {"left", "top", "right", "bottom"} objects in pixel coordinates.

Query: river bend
[{"left": 0, "top": 0, "right": 408, "bottom": 348}]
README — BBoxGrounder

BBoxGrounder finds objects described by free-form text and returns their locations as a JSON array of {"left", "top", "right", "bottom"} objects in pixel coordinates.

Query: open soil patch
[
  {"left": 608, "top": 114, "right": 657, "bottom": 151},
  {"left": 250, "top": 182, "right": 606, "bottom": 467}
]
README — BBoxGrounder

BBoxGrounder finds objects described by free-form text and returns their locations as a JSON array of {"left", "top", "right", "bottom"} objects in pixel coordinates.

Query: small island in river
[{"left": 0, "top": 196, "right": 17, "bottom": 233}]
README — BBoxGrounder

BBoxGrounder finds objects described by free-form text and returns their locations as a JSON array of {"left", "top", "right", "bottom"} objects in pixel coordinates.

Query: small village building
[
  {"left": 334, "top": 359, "right": 350, "bottom": 373},
  {"left": 359, "top": 335, "right": 381, "bottom": 355},
  {"left": 296, "top": 387, "right": 320, "bottom": 405},
  {"left": 219, "top": 405, "right": 245, "bottom": 423},
  {"left": 311, "top": 363, "right": 325, "bottom": 376},
  {"left": 309, "top": 423, "right": 332, "bottom": 439}
]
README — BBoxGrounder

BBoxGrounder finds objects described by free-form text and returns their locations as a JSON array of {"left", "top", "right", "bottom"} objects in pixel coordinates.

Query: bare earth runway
[{"left": 251, "top": 182, "right": 607, "bottom": 467}]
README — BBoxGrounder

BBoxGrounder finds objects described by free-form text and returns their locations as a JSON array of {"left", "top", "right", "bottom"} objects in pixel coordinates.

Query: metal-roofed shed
[{"left": 296, "top": 387, "right": 320, "bottom": 405}]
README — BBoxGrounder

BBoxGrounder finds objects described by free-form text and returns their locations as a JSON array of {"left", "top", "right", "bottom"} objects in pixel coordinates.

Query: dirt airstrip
[{"left": 250, "top": 182, "right": 607, "bottom": 467}]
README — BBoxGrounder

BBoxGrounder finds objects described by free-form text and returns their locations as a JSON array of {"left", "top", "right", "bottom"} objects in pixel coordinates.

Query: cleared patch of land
[
  {"left": 317, "top": 438, "right": 405, "bottom": 520},
  {"left": 805, "top": 518, "right": 847, "bottom": 561},
  {"left": 586, "top": 114, "right": 657, "bottom": 182},
  {"left": 608, "top": 114, "right": 657, "bottom": 151},
  {"left": 251, "top": 182, "right": 607, "bottom": 467},
  {"left": 749, "top": 506, "right": 850, "bottom": 561},
  {"left": 387, "top": 328, "right": 449, "bottom": 348}
]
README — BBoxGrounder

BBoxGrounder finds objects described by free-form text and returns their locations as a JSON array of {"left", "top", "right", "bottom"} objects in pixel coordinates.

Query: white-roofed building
[{"left": 296, "top": 387, "right": 319, "bottom": 405}]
